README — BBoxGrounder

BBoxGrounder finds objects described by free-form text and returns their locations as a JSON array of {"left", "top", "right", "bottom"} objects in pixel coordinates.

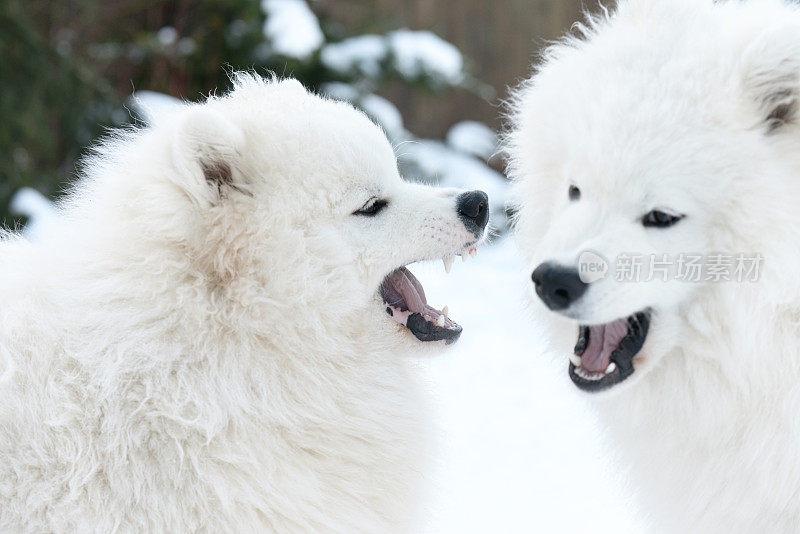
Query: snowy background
[{"left": 414, "top": 240, "right": 644, "bottom": 533}]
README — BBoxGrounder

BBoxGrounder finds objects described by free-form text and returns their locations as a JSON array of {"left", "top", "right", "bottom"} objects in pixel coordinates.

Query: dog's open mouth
[
  {"left": 568, "top": 310, "right": 650, "bottom": 392},
  {"left": 379, "top": 247, "right": 478, "bottom": 345}
]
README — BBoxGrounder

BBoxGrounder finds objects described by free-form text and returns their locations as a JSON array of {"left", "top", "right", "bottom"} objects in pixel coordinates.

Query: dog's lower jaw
[{"left": 568, "top": 310, "right": 650, "bottom": 393}]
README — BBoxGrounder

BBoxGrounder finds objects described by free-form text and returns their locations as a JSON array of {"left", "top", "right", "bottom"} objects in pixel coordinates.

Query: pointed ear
[
  {"left": 173, "top": 107, "right": 247, "bottom": 203},
  {"left": 742, "top": 23, "right": 800, "bottom": 133}
]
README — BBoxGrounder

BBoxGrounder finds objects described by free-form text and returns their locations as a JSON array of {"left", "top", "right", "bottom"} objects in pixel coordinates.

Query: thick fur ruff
[
  {"left": 508, "top": 1, "right": 800, "bottom": 531},
  {"left": 0, "top": 75, "right": 476, "bottom": 532}
]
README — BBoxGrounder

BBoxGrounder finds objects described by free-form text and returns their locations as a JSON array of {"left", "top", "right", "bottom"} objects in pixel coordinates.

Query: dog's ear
[
  {"left": 172, "top": 106, "right": 247, "bottom": 204},
  {"left": 742, "top": 23, "right": 800, "bottom": 133},
  {"left": 172, "top": 107, "right": 254, "bottom": 282}
]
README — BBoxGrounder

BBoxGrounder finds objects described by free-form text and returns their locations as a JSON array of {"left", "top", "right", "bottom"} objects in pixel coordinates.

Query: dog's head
[
  {"left": 507, "top": 0, "right": 800, "bottom": 394},
  {"left": 91, "top": 74, "right": 488, "bottom": 353}
]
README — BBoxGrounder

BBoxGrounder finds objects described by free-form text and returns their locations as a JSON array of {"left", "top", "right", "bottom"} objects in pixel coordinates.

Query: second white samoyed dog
[
  {"left": 0, "top": 74, "right": 488, "bottom": 531},
  {"left": 509, "top": 0, "right": 800, "bottom": 531}
]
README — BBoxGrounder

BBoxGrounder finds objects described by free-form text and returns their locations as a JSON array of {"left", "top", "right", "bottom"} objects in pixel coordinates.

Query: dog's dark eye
[
  {"left": 569, "top": 185, "right": 581, "bottom": 201},
  {"left": 642, "top": 210, "right": 683, "bottom": 228},
  {"left": 354, "top": 198, "right": 388, "bottom": 217}
]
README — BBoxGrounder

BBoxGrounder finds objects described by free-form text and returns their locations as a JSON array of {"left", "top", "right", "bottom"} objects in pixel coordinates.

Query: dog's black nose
[
  {"left": 456, "top": 190, "right": 489, "bottom": 236},
  {"left": 531, "top": 262, "right": 588, "bottom": 311}
]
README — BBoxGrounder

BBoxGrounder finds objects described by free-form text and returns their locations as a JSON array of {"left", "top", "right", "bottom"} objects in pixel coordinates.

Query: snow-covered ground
[{"left": 411, "top": 238, "right": 645, "bottom": 533}]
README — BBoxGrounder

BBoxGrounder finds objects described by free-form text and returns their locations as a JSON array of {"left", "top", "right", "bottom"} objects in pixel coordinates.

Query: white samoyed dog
[
  {"left": 0, "top": 74, "right": 488, "bottom": 531},
  {"left": 508, "top": 0, "right": 800, "bottom": 531}
]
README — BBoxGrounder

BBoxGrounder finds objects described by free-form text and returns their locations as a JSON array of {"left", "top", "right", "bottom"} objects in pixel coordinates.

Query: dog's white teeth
[
  {"left": 574, "top": 366, "right": 604, "bottom": 381},
  {"left": 460, "top": 246, "right": 477, "bottom": 262},
  {"left": 442, "top": 305, "right": 449, "bottom": 317},
  {"left": 569, "top": 353, "right": 582, "bottom": 367},
  {"left": 442, "top": 256, "right": 455, "bottom": 274},
  {"left": 436, "top": 314, "right": 446, "bottom": 327},
  {"left": 605, "top": 362, "right": 617, "bottom": 374}
]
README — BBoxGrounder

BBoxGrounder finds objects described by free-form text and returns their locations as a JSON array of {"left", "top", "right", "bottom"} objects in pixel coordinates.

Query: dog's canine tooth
[
  {"left": 605, "top": 362, "right": 617, "bottom": 374},
  {"left": 461, "top": 252, "right": 468, "bottom": 262},
  {"left": 442, "top": 256, "right": 455, "bottom": 274},
  {"left": 442, "top": 305, "right": 449, "bottom": 317},
  {"left": 569, "top": 353, "right": 582, "bottom": 367},
  {"left": 436, "top": 315, "right": 446, "bottom": 327}
]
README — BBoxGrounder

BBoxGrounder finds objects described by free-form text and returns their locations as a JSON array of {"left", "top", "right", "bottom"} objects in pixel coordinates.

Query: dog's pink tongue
[
  {"left": 581, "top": 318, "right": 629, "bottom": 373},
  {"left": 385, "top": 267, "right": 427, "bottom": 311}
]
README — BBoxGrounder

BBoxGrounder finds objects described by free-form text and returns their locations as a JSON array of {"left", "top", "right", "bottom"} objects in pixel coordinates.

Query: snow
[
  {"left": 261, "top": 0, "right": 324, "bottom": 60},
  {"left": 320, "top": 35, "right": 387, "bottom": 78},
  {"left": 156, "top": 26, "right": 178, "bottom": 47},
  {"left": 320, "top": 85, "right": 405, "bottom": 139},
  {"left": 360, "top": 94, "right": 405, "bottom": 139},
  {"left": 321, "top": 29, "right": 467, "bottom": 85},
  {"left": 177, "top": 37, "right": 197, "bottom": 56},
  {"left": 320, "top": 82, "right": 360, "bottom": 103},
  {"left": 9, "top": 187, "right": 60, "bottom": 241},
  {"left": 399, "top": 140, "right": 509, "bottom": 228},
  {"left": 128, "top": 90, "right": 184, "bottom": 124},
  {"left": 446, "top": 121, "right": 498, "bottom": 161},
  {"left": 413, "top": 237, "right": 645, "bottom": 533},
  {"left": 388, "top": 30, "right": 465, "bottom": 85}
]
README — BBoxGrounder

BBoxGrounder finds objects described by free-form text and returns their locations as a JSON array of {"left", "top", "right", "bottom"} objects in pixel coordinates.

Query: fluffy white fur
[
  {"left": 508, "top": 1, "right": 800, "bottom": 531},
  {"left": 0, "top": 75, "right": 481, "bottom": 531}
]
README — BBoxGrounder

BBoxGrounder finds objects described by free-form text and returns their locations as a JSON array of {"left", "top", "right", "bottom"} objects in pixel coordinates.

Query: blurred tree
[{"left": 0, "top": 2, "right": 122, "bottom": 226}]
